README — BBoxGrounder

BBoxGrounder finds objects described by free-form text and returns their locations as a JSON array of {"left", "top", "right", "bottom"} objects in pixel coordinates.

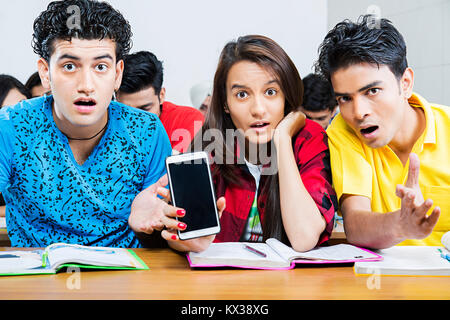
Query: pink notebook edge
[
  {"left": 186, "top": 245, "right": 382, "bottom": 269},
  {"left": 292, "top": 246, "right": 383, "bottom": 264},
  {"left": 186, "top": 254, "right": 294, "bottom": 270}
]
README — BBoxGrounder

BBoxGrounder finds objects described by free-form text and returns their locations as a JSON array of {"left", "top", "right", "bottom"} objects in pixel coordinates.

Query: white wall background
[
  {"left": 0, "top": 0, "right": 328, "bottom": 107},
  {"left": 1, "top": 0, "right": 447, "bottom": 107},
  {"left": 327, "top": 0, "right": 450, "bottom": 106}
]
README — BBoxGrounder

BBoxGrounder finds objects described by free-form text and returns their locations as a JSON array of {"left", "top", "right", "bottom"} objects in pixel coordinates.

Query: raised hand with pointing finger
[{"left": 395, "top": 153, "right": 441, "bottom": 240}]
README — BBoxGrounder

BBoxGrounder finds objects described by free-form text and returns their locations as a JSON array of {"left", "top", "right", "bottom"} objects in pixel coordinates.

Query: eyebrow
[
  {"left": 334, "top": 80, "right": 383, "bottom": 96},
  {"left": 57, "top": 54, "right": 114, "bottom": 62},
  {"left": 138, "top": 102, "right": 154, "bottom": 110},
  {"left": 230, "top": 79, "right": 279, "bottom": 90}
]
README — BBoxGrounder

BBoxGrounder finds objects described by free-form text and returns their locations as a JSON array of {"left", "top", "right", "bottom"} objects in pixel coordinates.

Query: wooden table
[{"left": 0, "top": 248, "right": 448, "bottom": 300}]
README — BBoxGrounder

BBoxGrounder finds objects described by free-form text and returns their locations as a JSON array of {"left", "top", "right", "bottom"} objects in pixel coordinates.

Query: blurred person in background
[{"left": 0, "top": 74, "right": 31, "bottom": 107}]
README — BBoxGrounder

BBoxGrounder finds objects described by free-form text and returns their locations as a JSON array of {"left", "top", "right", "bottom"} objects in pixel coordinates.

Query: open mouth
[
  {"left": 360, "top": 125, "right": 379, "bottom": 136},
  {"left": 250, "top": 122, "right": 269, "bottom": 129},
  {"left": 74, "top": 98, "right": 97, "bottom": 113},
  {"left": 75, "top": 100, "right": 96, "bottom": 106}
]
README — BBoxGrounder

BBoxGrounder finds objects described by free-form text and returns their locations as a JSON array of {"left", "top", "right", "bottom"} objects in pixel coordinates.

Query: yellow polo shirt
[{"left": 327, "top": 93, "right": 450, "bottom": 246}]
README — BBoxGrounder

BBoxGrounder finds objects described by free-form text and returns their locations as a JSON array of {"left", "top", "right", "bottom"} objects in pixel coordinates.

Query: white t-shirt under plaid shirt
[{"left": 241, "top": 160, "right": 263, "bottom": 242}]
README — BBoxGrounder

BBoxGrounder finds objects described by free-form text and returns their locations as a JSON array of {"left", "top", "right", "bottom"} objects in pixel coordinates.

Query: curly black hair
[
  {"left": 32, "top": 0, "right": 132, "bottom": 62},
  {"left": 315, "top": 14, "right": 408, "bottom": 81}
]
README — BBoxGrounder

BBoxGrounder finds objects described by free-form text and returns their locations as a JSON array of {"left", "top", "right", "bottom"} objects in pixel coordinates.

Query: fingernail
[
  {"left": 178, "top": 222, "right": 186, "bottom": 229},
  {"left": 171, "top": 235, "right": 177, "bottom": 240},
  {"left": 177, "top": 209, "right": 185, "bottom": 216}
]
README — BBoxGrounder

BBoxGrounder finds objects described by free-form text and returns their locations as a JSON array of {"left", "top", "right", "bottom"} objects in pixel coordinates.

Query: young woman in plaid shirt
[{"left": 154, "top": 35, "right": 337, "bottom": 253}]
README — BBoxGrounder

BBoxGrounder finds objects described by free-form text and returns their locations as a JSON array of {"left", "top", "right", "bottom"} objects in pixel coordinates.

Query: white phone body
[{"left": 165, "top": 151, "right": 221, "bottom": 240}]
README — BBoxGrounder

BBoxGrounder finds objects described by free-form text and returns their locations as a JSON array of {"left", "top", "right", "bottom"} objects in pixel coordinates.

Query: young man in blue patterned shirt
[{"left": 0, "top": 0, "right": 173, "bottom": 247}]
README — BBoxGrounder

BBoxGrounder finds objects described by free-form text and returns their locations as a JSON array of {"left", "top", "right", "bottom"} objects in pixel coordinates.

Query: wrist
[
  {"left": 273, "top": 131, "right": 291, "bottom": 148},
  {"left": 390, "top": 210, "right": 408, "bottom": 243}
]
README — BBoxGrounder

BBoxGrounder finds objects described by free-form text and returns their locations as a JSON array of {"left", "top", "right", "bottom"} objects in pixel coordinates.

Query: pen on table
[{"left": 243, "top": 244, "right": 267, "bottom": 258}]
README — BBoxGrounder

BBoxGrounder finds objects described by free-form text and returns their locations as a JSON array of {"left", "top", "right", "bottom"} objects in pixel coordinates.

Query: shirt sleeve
[
  {"left": 0, "top": 111, "right": 14, "bottom": 191},
  {"left": 326, "top": 115, "right": 373, "bottom": 202},
  {"left": 170, "top": 108, "right": 204, "bottom": 153},
  {"left": 142, "top": 115, "right": 173, "bottom": 189},
  {"left": 294, "top": 120, "right": 337, "bottom": 245}
]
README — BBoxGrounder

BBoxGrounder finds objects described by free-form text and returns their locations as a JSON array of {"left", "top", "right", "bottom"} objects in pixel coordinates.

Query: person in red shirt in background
[{"left": 117, "top": 51, "right": 204, "bottom": 153}]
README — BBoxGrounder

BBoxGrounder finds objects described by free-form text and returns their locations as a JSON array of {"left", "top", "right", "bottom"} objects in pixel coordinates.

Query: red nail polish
[
  {"left": 178, "top": 222, "right": 186, "bottom": 229},
  {"left": 177, "top": 209, "right": 185, "bottom": 216},
  {"left": 171, "top": 235, "right": 177, "bottom": 240}
]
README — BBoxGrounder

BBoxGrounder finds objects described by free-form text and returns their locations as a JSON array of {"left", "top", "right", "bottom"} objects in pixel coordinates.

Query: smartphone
[{"left": 165, "top": 151, "right": 220, "bottom": 240}]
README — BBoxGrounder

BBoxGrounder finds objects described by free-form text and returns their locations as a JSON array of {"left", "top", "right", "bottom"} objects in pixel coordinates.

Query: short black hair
[
  {"left": 32, "top": 0, "right": 132, "bottom": 62},
  {"left": 302, "top": 73, "right": 337, "bottom": 112},
  {"left": 25, "top": 72, "right": 42, "bottom": 92},
  {"left": 0, "top": 74, "right": 31, "bottom": 106},
  {"left": 119, "top": 51, "right": 164, "bottom": 95},
  {"left": 315, "top": 14, "right": 408, "bottom": 81}
]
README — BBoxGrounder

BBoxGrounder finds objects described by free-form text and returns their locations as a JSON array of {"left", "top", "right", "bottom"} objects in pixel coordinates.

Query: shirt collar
[{"left": 408, "top": 92, "right": 436, "bottom": 145}]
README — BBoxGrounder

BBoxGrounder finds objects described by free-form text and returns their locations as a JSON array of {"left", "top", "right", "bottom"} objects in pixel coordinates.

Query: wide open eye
[
  {"left": 236, "top": 91, "right": 248, "bottom": 99},
  {"left": 265, "top": 88, "right": 277, "bottom": 96},
  {"left": 95, "top": 63, "right": 108, "bottom": 72},
  {"left": 63, "top": 63, "right": 76, "bottom": 72}
]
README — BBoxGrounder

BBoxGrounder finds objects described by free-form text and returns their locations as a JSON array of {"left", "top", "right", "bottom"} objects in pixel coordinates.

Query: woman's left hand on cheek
[{"left": 275, "top": 110, "right": 306, "bottom": 139}]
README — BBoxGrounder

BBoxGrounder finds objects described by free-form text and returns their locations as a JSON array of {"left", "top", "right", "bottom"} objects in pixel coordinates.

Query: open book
[
  {"left": 0, "top": 243, "right": 148, "bottom": 276},
  {"left": 187, "top": 238, "right": 382, "bottom": 270},
  {"left": 354, "top": 246, "right": 450, "bottom": 276}
]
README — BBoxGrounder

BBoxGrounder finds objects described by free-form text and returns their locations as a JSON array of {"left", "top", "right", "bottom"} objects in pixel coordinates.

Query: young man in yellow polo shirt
[{"left": 315, "top": 15, "right": 449, "bottom": 248}]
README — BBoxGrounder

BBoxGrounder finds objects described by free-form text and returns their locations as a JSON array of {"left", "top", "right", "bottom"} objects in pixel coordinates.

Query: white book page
[
  {"left": 190, "top": 242, "right": 286, "bottom": 264},
  {"left": 266, "top": 238, "right": 378, "bottom": 261},
  {"left": 355, "top": 246, "right": 450, "bottom": 271},
  {"left": 0, "top": 250, "right": 45, "bottom": 273},
  {"left": 46, "top": 243, "right": 138, "bottom": 268}
]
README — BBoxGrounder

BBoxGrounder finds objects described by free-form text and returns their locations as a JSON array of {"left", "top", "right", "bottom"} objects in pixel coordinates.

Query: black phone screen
[{"left": 168, "top": 158, "right": 218, "bottom": 233}]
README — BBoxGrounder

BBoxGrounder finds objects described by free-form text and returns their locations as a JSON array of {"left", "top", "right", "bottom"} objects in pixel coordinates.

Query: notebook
[
  {"left": 354, "top": 246, "right": 450, "bottom": 276},
  {"left": 0, "top": 242, "right": 148, "bottom": 276},
  {"left": 187, "top": 238, "right": 382, "bottom": 270}
]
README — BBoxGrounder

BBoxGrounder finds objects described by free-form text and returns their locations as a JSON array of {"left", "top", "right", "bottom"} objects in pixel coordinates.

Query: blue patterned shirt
[{"left": 0, "top": 95, "right": 172, "bottom": 247}]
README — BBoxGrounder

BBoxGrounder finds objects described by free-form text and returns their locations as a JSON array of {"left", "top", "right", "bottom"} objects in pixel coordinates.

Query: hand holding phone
[
  {"left": 129, "top": 164, "right": 225, "bottom": 252},
  {"left": 166, "top": 152, "right": 221, "bottom": 240},
  {"left": 159, "top": 194, "right": 226, "bottom": 253}
]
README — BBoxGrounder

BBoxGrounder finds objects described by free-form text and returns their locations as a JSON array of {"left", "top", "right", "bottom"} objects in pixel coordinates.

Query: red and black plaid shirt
[{"left": 212, "top": 119, "right": 337, "bottom": 246}]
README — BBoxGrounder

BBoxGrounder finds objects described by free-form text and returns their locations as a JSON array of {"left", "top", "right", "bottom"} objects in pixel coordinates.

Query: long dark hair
[{"left": 192, "top": 35, "right": 303, "bottom": 243}]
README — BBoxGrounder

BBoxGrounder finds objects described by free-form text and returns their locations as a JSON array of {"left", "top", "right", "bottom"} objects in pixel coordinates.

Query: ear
[
  {"left": 224, "top": 103, "right": 230, "bottom": 114},
  {"left": 400, "top": 67, "right": 414, "bottom": 99},
  {"left": 37, "top": 58, "right": 51, "bottom": 90},
  {"left": 159, "top": 87, "right": 166, "bottom": 105},
  {"left": 114, "top": 59, "right": 124, "bottom": 91}
]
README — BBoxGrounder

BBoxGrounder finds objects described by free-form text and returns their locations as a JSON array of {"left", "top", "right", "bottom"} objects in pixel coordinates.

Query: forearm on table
[{"left": 342, "top": 207, "right": 404, "bottom": 249}]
